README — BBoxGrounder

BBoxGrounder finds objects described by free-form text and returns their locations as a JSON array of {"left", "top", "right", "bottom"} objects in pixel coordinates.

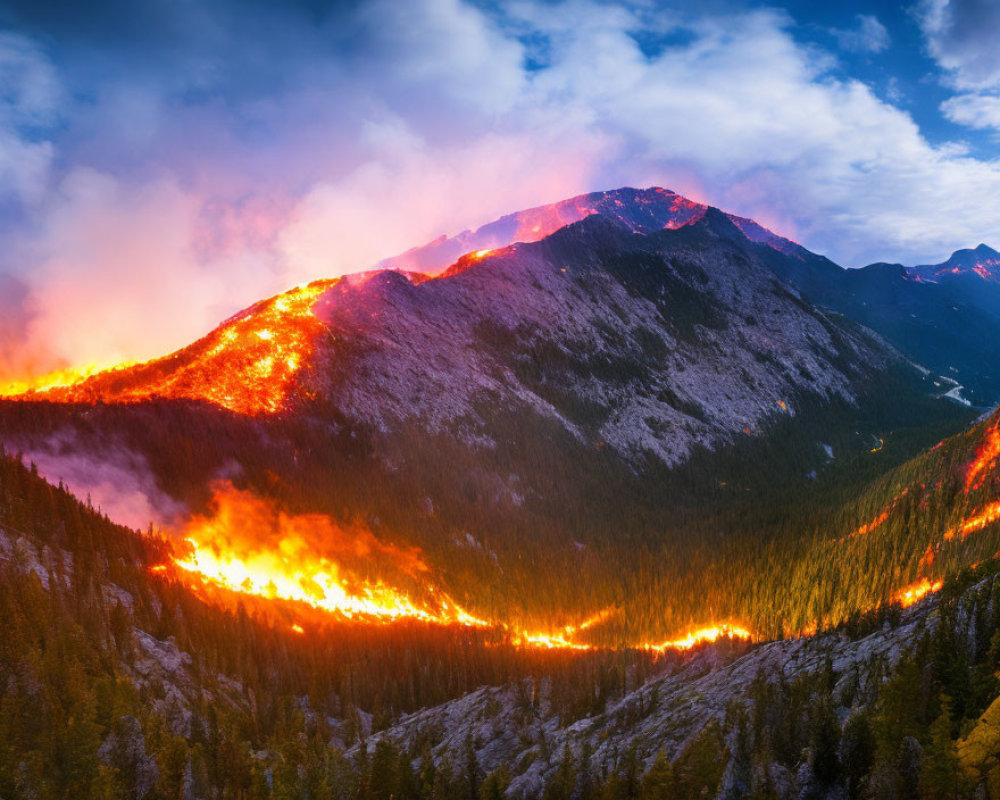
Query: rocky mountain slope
[
  {"left": 364, "top": 597, "right": 935, "bottom": 798},
  {"left": 0, "top": 189, "right": 971, "bottom": 642},
  {"left": 386, "top": 187, "right": 1000, "bottom": 407},
  {"left": 4, "top": 438, "right": 1000, "bottom": 799},
  {"left": 16, "top": 205, "right": 901, "bottom": 468},
  {"left": 909, "top": 243, "right": 1000, "bottom": 284},
  {"left": 761, "top": 244, "right": 1000, "bottom": 406},
  {"left": 379, "top": 187, "right": 817, "bottom": 275}
]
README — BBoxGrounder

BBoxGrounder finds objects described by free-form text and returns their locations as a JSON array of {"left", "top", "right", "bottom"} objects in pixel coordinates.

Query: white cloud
[
  {"left": 832, "top": 14, "right": 890, "bottom": 54},
  {"left": 505, "top": 3, "right": 1000, "bottom": 263},
  {"left": 0, "top": 32, "right": 61, "bottom": 205},
  {"left": 9, "top": 0, "right": 1000, "bottom": 379},
  {"left": 941, "top": 92, "right": 1000, "bottom": 130}
]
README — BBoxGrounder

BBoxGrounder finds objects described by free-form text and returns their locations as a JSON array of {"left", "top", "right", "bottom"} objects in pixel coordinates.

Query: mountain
[
  {"left": 0, "top": 190, "right": 970, "bottom": 644},
  {"left": 3, "top": 185, "right": 1000, "bottom": 798},
  {"left": 760, "top": 245, "right": 1000, "bottom": 406},
  {"left": 386, "top": 188, "right": 1000, "bottom": 407},
  {"left": 380, "top": 186, "right": 818, "bottom": 275},
  {"left": 28, "top": 207, "right": 902, "bottom": 464},
  {"left": 5, "top": 435, "right": 1000, "bottom": 799},
  {"left": 909, "top": 243, "right": 1000, "bottom": 284}
]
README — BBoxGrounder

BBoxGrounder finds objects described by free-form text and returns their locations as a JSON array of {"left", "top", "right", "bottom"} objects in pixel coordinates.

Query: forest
[{"left": 4, "top": 429, "right": 1000, "bottom": 797}]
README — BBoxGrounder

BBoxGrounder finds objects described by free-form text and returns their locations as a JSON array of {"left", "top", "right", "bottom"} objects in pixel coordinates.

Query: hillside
[
  {"left": 5, "top": 442, "right": 1000, "bottom": 799},
  {"left": 0, "top": 197, "right": 970, "bottom": 643}
]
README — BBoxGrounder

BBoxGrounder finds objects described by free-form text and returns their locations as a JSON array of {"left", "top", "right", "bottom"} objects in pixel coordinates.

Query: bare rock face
[
  {"left": 303, "top": 209, "right": 896, "bottom": 468},
  {"left": 359, "top": 598, "right": 935, "bottom": 798}
]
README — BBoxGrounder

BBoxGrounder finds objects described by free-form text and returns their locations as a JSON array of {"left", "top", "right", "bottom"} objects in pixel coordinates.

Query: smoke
[
  {"left": 3, "top": 0, "right": 1000, "bottom": 383},
  {"left": 14, "top": 431, "right": 186, "bottom": 531}
]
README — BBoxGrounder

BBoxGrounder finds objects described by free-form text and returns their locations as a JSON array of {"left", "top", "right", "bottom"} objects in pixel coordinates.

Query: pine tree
[
  {"left": 919, "top": 708, "right": 962, "bottom": 800},
  {"left": 639, "top": 751, "right": 673, "bottom": 799},
  {"left": 840, "top": 711, "right": 874, "bottom": 799}
]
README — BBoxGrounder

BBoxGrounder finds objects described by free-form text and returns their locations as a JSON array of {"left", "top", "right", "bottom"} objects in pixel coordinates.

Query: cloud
[
  {"left": 831, "top": 14, "right": 890, "bottom": 54},
  {"left": 0, "top": 32, "right": 61, "bottom": 205},
  {"left": 941, "top": 92, "right": 1000, "bottom": 130},
  {"left": 13, "top": 168, "right": 290, "bottom": 374},
  {"left": 6, "top": 0, "right": 1000, "bottom": 380},
  {"left": 917, "top": 0, "right": 1000, "bottom": 90}
]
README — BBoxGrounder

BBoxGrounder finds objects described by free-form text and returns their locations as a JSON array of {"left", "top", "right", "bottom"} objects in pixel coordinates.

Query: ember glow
[
  {"left": 966, "top": 422, "right": 1000, "bottom": 493},
  {"left": 641, "top": 624, "right": 754, "bottom": 652},
  {"left": 1, "top": 280, "right": 338, "bottom": 416},
  {"left": 945, "top": 500, "right": 1000, "bottom": 541},
  {"left": 157, "top": 484, "right": 757, "bottom": 651},
  {"left": 893, "top": 578, "right": 943, "bottom": 608},
  {"left": 169, "top": 482, "right": 488, "bottom": 625},
  {"left": 0, "top": 363, "right": 133, "bottom": 397},
  {"left": 843, "top": 488, "right": 909, "bottom": 540}
]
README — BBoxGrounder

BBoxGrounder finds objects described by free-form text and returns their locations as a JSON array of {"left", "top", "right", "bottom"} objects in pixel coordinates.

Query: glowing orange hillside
[
  {"left": 166, "top": 481, "right": 490, "bottom": 626},
  {"left": 1, "top": 280, "right": 339, "bottom": 416},
  {"left": 153, "top": 483, "right": 758, "bottom": 651},
  {"left": 967, "top": 420, "right": 1000, "bottom": 492}
]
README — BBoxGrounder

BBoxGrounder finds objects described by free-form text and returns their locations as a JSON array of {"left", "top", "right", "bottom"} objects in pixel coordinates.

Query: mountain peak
[
  {"left": 908, "top": 243, "right": 1000, "bottom": 284},
  {"left": 382, "top": 186, "right": 807, "bottom": 275}
]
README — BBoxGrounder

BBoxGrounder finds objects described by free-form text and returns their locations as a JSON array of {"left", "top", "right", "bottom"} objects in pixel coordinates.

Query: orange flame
[
  {"left": 170, "top": 482, "right": 488, "bottom": 625},
  {"left": 1, "top": 280, "right": 337, "bottom": 416},
  {"left": 945, "top": 500, "right": 1000, "bottom": 541},
  {"left": 842, "top": 488, "right": 909, "bottom": 540},
  {"left": 157, "top": 484, "right": 755, "bottom": 651},
  {"left": 641, "top": 624, "right": 753, "bottom": 652},
  {"left": 966, "top": 422, "right": 1000, "bottom": 493},
  {"left": 0, "top": 362, "right": 135, "bottom": 397},
  {"left": 893, "top": 578, "right": 943, "bottom": 608}
]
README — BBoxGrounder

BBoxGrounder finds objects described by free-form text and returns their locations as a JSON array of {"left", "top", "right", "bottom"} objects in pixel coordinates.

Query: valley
[{"left": 2, "top": 187, "right": 1000, "bottom": 798}]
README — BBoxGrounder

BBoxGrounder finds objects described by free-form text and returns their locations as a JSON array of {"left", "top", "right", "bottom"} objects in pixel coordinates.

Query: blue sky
[{"left": 1, "top": 0, "right": 1000, "bottom": 377}]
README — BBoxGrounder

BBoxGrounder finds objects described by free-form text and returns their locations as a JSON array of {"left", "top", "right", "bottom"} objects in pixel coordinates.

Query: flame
[
  {"left": 796, "top": 621, "right": 818, "bottom": 638},
  {"left": 1, "top": 280, "right": 337, "bottom": 416},
  {"left": 945, "top": 500, "right": 1000, "bottom": 541},
  {"left": 509, "top": 606, "right": 619, "bottom": 651},
  {"left": 846, "top": 509, "right": 889, "bottom": 539},
  {"left": 470, "top": 248, "right": 493, "bottom": 260},
  {"left": 158, "top": 484, "right": 755, "bottom": 652},
  {"left": 641, "top": 624, "right": 753, "bottom": 652},
  {"left": 843, "top": 488, "right": 909, "bottom": 540},
  {"left": 893, "top": 578, "right": 943, "bottom": 608},
  {"left": 966, "top": 422, "right": 1000, "bottom": 493},
  {"left": 169, "top": 482, "right": 488, "bottom": 625},
  {"left": 0, "top": 362, "right": 134, "bottom": 396}
]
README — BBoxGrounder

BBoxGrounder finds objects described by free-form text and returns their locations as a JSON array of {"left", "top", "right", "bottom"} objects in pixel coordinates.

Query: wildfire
[
  {"left": 966, "top": 422, "right": 1000, "bottom": 493},
  {"left": 508, "top": 606, "right": 619, "bottom": 651},
  {"left": 945, "top": 500, "right": 1000, "bottom": 541},
  {"left": 1, "top": 280, "right": 338, "bottom": 416},
  {"left": 846, "top": 509, "right": 889, "bottom": 539},
  {"left": 155, "top": 484, "right": 757, "bottom": 652},
  {"left": 893, "top": 578, "right": 943, "bottom": 608},
  {"left": 843, "top": 488, "right": 909, "bottom": 540},
  {"left": 641, "top": 624, "right": 753, "bottom": 652},
  {"left": 0, "top": 362, "right": 134, "bottom": 397},
  {"left": 169, "top": 482, "right": 488, "bottom": 625}
]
